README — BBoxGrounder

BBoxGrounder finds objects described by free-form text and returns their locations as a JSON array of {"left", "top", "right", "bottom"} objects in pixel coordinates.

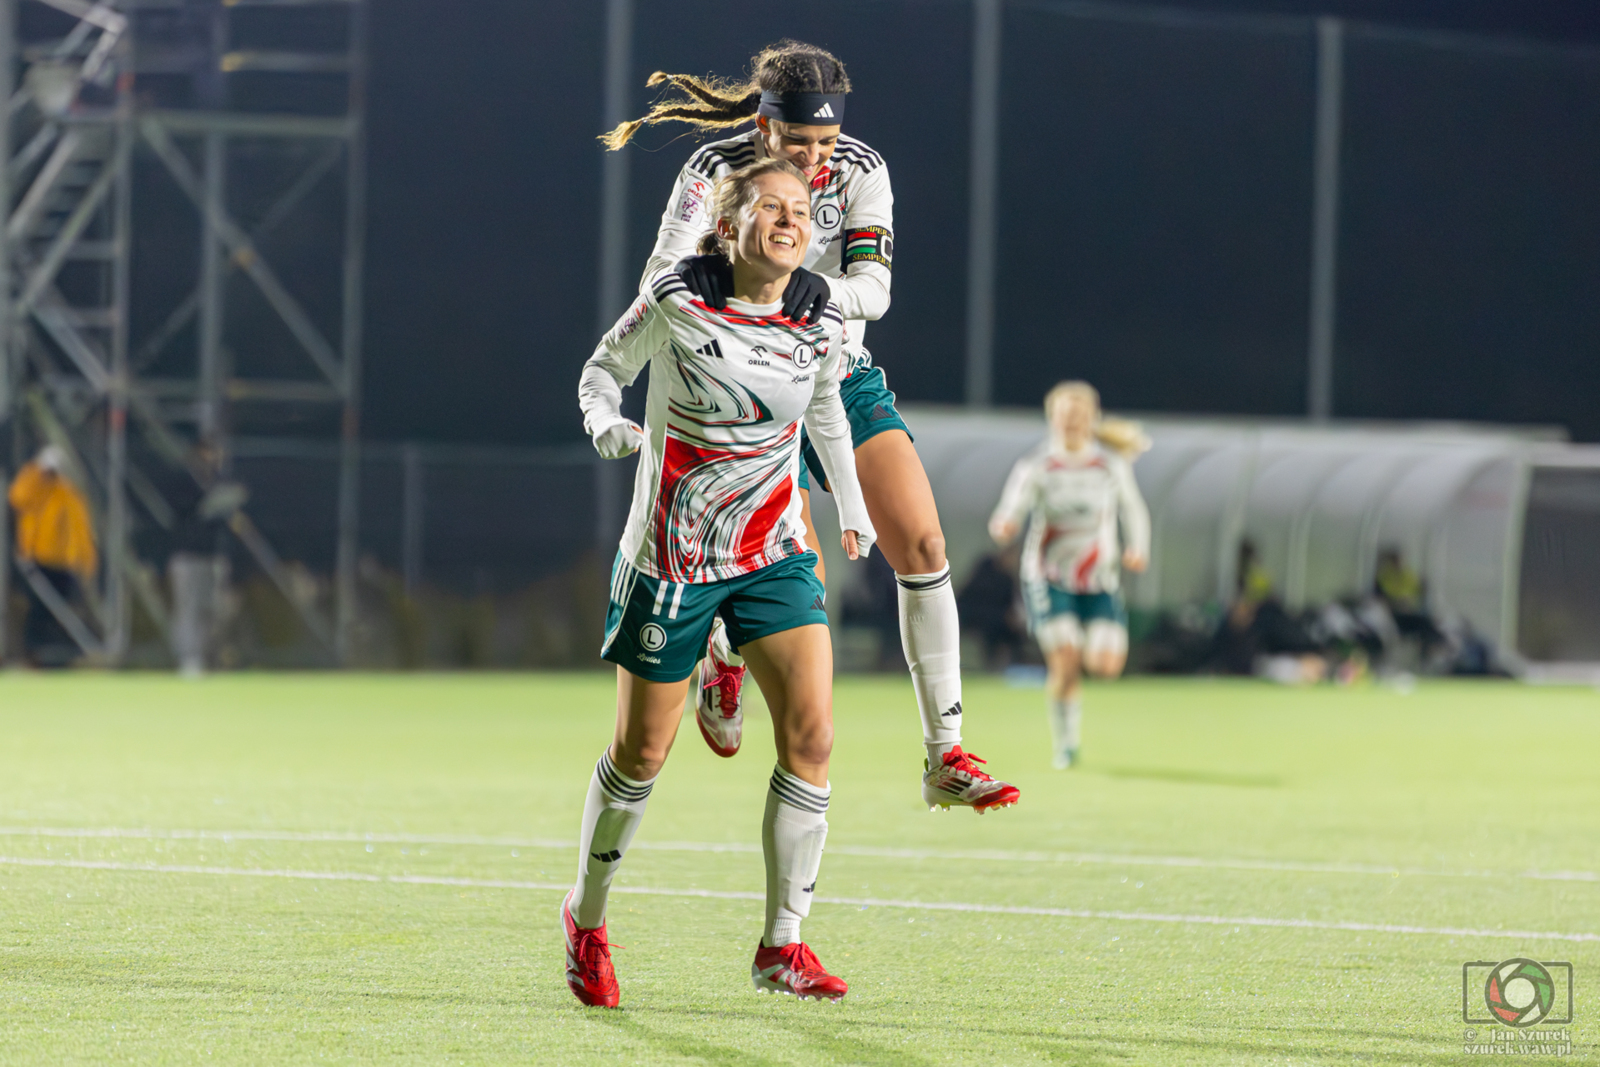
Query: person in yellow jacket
[{"left": 9, "top": 445, "right": 96, "bottom": 665}]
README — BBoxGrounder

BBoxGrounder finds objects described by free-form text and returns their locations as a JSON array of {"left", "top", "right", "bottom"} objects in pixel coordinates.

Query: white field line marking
[
  {"left": 0, "top": 826, "right": 1595, "bottom": 885},
  {"left": 2, "top": 854, "right": 1596, "bottom": 944}
]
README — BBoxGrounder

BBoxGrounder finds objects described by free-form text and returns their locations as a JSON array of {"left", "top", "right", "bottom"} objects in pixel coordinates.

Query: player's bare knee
[
  {"left": 1083, "top": 655, "right": 1120, "bottom": 679},
  {"left": 612, "top": 740, "right": 669, "bottom": 781},
  {"left": 786, "top": 718, "right": 833, "bottom": 767},
  {"left": 1082, "top": 624, "right": 1128, "bottom": 679},
  {"left": 903, "top": 530, "right": 946, "bottom": 575}
]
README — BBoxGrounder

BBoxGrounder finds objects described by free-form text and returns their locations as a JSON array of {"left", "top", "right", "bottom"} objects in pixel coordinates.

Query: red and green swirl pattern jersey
[{"left": 582, "top": 271, "right": 850, "bottom": 583}]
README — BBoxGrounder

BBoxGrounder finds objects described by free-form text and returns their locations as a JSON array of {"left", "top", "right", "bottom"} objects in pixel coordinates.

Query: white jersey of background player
[
  {"left": 991, "top": 382, "right": 1150, "bottom": 769},
  {"left": 994, "top": 438, "right": 1149, "bottom": 599},
  {"left": 603, "top": 41, "right": 1018, "bottom": 815}
]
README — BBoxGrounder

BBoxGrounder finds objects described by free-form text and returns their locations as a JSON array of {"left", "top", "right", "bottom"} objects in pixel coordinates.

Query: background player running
[
  {"left": 605, "top": 40, "right": 1018, "bottom": 814},
  {"left": 989, "top": 382, "right": 1151, "bottom": 769},
  {"left": 567, "top": 159, "right": 875, "bottom": 1008}
]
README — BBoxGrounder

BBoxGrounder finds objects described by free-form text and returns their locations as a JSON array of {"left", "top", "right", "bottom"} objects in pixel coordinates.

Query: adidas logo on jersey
[{"left": 813, "top": 102, "right": 835, "bottom": 119}]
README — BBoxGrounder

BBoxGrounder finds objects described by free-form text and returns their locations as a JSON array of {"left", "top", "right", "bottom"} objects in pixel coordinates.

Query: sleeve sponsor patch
[
  {"left": 677, "top": 178, "right": 708, "bottom": 222},
  {"left": 843, "top": 226, "right": 893, "bottom": 270},
  {"left": 616, "top": 297, "right": 650, "bottom": 339}
]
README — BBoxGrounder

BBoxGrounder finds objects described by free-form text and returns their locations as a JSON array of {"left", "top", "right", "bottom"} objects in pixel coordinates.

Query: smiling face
[
  {"left": 718, "top": 169, "right": 812, "bottom": 284},
  {"left": 757, "top": 117, "right": 841, "bottom": 181}
]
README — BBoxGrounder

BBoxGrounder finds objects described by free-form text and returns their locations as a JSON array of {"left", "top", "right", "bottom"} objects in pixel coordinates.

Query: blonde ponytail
[{"left": 1095, "top": 417, "right": 1151, "bottom": 458}]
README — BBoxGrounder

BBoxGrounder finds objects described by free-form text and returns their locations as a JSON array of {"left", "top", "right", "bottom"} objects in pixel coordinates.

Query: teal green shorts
[
  {"left": 800, "top": 364, "right": 910, "bottom": 492},
  {"left": 1024, "top": 583, "right": 1127, "bottom": 632},
  {"left": 600, "top": 552, "right": 828, "bottom": 682}
]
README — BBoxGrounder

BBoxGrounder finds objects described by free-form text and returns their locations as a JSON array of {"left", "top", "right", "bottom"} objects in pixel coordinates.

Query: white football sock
[
  {"left": 763, "top": 765, "right": 829, "bottom": 948},
  {"left": 709, "top": 616, "right": 744, "bottom": 668},
  {"left": 896, "top": 565, "right": 964, "bottom": 766},
  {"left": 1048, "top": 697, "right": 1082, "bottom": 753},
  {"left": 571, "top": 748, "right": 654, "bottom": 929}
]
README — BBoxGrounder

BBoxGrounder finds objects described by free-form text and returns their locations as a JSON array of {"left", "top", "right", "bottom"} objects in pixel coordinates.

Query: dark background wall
[{"left": 353, "top": 0, "right": 1600, "bottom": 446}]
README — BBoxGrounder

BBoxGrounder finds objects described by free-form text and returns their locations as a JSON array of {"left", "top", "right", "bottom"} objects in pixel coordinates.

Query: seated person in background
[
  {"left": 1208, "top": 539, "right": 1326, "bottom": 682},
  {"left": 838, "top": 550, "right": 904, "bottom": 670},
  {"left": 955, "top": 545, "right": 1026, "bottom": 670},
  {"left": 1374, "top": 546, "right": 1444, "bottom": 658}
]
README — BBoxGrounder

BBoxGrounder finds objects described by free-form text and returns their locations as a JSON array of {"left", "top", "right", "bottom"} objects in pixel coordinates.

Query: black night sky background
[{"left": 354, "top": 0, "right": 1600, "bottom": 448}]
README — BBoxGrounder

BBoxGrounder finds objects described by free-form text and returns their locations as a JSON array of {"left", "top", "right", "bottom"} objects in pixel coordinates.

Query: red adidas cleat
[
  {"left": 561, "top": 891, "right": 620, "bottom": 1007},
  {"left": 695, "top": 648, "right": 746, "bottom": 758},
  {"left": 921, "top": 745, "right": 1021, "bottom": 813},
  {"left": 751, "top": 941, "right": 849, "bottom": 1001}
]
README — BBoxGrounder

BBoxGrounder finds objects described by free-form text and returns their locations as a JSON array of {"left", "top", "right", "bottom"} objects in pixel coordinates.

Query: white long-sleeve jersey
[
  {"left": 579, "top": 271, "right": 874, "bottom": 584},
  {"left": 643, "top": 130, "right": 893, "bottom": 377},
  {"left": 990, "top": 442, "right": 1151, "bottom": 595}
]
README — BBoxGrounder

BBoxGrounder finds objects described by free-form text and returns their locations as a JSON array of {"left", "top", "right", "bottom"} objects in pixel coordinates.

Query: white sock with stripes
[
  {"left": 1063, "top": 699, "right": 1082, "bottom": 751},
  {"left": 896, "top": 565, "right": 964, "bottom": 765},
  {"left": 762, "top": 765, "right": 830, "bottom": 948},
  {"left": 1048, "top": 697, "right": 1082, "bottom": 753},
  {"left": 571, "top": 748, "right": 654, "bottom": 929}
]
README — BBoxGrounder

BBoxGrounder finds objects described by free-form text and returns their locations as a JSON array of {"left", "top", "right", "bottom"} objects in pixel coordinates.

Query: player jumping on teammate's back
[
  {"left": 569, "top": 159, "right": 873, "bottom": 1007},
  {"left": 989, "top": 382, "right": 1151, "bottom": 769},
  {"left": 605, "top": 40, "right": 1019, "bottom": 815}
]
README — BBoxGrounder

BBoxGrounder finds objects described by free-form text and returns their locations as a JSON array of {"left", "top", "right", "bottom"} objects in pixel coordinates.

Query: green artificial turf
[{"left": 0, "top": 672, "right": 1595, "bottom": 1065}]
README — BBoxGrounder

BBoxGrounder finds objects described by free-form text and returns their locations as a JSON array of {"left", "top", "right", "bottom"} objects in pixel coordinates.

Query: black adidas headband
[{"left": 758, "top": 90, "right": 846, "bottom": 126}]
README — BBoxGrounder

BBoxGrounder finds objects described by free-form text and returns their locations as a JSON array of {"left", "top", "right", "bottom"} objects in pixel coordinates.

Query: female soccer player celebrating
[
  {"left": 568, "top": 159, "right": 874, "bottom": 1007},
  {"left": 604, "top": 40, "right": 1018, "bottom": 814},
  {"left": 989, "top": 382, "right": 1151, "bottom": 769}
]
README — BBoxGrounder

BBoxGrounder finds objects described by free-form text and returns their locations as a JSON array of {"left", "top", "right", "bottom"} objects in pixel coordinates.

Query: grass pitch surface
[{"left": 0, "top": 672, "right": 1595, "bottom": 1065}]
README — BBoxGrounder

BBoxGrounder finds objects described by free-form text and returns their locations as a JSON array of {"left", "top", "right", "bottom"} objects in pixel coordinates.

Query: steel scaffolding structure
[{"left": 0, "top": 0, "right": 366, "bottom": 664}]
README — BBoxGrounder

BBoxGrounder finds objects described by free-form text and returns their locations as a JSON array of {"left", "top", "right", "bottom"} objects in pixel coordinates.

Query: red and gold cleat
[
  {"left": 561, "top": 891, "right": 620, "bottom": 1008},
  {"left": 921, "top": 746, "right": 1021, "bottom": 813},
  {"left": 751, "top": 941, "right": 849, "bottom": 1002}
]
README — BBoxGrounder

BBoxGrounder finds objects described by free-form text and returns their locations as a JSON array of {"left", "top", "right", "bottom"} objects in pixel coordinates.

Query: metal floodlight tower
[{"left": 0, "top": 0, "right": 367, "bottom": 665}]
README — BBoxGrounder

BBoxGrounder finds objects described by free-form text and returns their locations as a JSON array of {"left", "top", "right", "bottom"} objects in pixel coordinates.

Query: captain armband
[{"left": 843, "top": 226, "right": 893, "bottom": 270}]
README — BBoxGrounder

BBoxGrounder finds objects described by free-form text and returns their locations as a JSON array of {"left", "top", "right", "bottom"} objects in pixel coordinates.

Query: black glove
[
  {"left": 674, "top": 255, "right": 733, "bottom": 310},
  {"left": 782, "top": 267, "right": 831, "bottom": 325}
]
